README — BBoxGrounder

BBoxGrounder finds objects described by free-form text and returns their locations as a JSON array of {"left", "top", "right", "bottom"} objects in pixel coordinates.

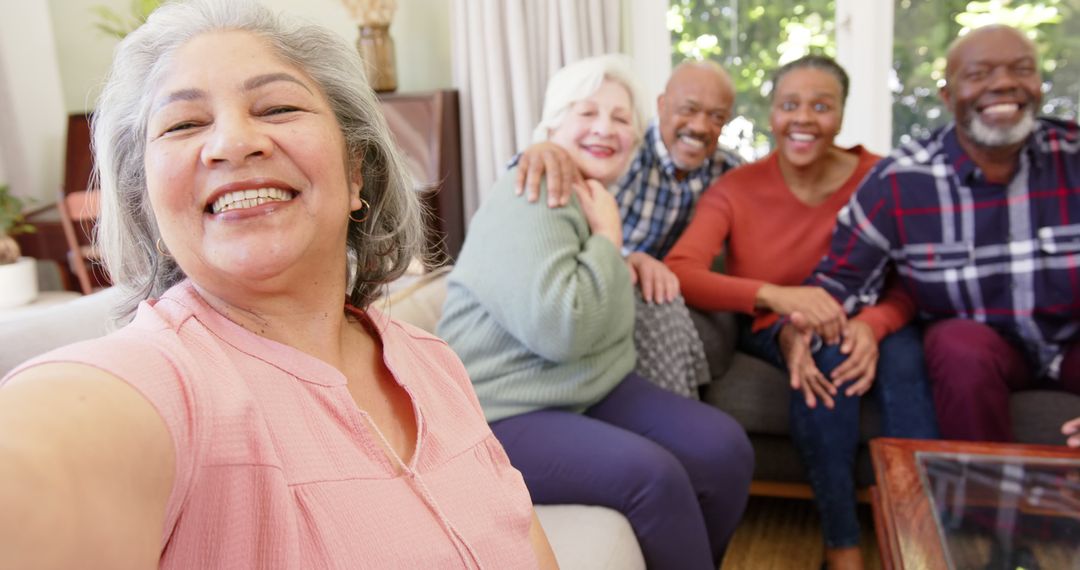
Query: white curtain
[
  {"left": 451, "top": 0, "right": 622, "bottom": 219},
  {"left": 0, "top": 65, "right": 12, "bottom": 188}
]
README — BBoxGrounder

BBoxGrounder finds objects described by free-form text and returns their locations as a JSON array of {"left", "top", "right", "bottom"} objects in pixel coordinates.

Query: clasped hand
[
  {"left": 573, "top": 179, "right": 623, "bottom": 250},
  {"left": 778, "top": 317, "right": 879, "bottom": 410},
  {"left": 756, "top": 284, "right": 847, "bottom": 343}
]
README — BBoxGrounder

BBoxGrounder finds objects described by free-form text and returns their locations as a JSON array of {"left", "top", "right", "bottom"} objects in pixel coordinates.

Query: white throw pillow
[{"left": 372, "top": 265, "right": 451, "bottom": 334}]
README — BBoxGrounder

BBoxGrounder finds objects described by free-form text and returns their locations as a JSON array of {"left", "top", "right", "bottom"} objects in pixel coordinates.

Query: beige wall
[{"left": 49, "top": 0, "right": 453, "bottom": 114}]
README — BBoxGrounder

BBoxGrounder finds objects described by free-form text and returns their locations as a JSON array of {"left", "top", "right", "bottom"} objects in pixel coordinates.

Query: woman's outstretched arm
[{"left": 0, "top": 363, "right": 174, "bottom": 569}]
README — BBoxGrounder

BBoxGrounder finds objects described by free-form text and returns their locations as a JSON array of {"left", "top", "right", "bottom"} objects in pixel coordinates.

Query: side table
[{"left": 870, "top": 437, "right": 1080, "bottom": 569}]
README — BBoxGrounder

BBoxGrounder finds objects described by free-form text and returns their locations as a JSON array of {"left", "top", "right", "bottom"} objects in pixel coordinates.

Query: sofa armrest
[
  {"left": 689, "top": 309, "right": 739, "bottom": 381},
  {"left": 0, "top": 287, "right": 124, "bottom": 377}
]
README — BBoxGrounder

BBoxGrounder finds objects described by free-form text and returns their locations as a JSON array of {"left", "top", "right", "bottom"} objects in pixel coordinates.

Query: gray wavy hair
[{"left": 93, "top": 0, "right": 424, "bottom": 319}]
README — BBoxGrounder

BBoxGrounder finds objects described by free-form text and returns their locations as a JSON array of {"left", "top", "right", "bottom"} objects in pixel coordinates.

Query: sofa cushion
[
  {"left": 1010, "top": 390, "right": 1080, "bottom": 444},
  {"left": 0, "top": 286, "right": 124, "bottom": 376},
  {"left": 688, "top": 309, "right": 737, "bottom": 379},
  {"left": 373, "top": 266, "right": 450, "bottom": 334},
  {"left": 535, "top": 505, "right": 645, "bottom": 570},
  {"left": 703, "top": 352, "right": 789, "bottom": 436}
]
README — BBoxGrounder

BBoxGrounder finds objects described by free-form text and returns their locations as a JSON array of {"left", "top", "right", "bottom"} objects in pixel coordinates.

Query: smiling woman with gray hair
[
  {"left": 0, "top": 1, "right": 557, "bottom": 567},
  {"left": 438, "top": 54, "right": 753, "bottom": 569}
]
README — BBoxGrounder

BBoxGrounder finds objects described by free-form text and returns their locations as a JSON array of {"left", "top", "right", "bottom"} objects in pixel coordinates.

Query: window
[
  {"left": 668, "top": 0, "right": 837, "bottom": 160},
  {"left": 892, "top": 0, "right": 1079, "bottom": 146}
]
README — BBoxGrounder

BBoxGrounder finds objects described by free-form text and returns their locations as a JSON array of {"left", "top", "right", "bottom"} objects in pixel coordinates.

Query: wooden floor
[{"left": 720, "top": 496, "right": 882, "bottom": 570}]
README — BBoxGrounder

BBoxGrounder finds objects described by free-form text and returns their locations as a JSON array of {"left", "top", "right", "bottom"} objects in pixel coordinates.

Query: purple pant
[
  {"left": 924, "top": 319, "right": 1080, "bottom": 441},
  {"left": 489, "top": 373, "right": 753, "bottom": 570}
]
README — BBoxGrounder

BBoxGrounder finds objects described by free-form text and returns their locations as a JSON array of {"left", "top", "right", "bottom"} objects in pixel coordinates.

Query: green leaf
[{"left": 0, "top": 185, "right": 35, "bottom": 237}]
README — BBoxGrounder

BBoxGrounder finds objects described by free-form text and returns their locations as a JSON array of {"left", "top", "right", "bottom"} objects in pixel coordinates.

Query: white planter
[{"left": 0, "top": 257, "right": 39, "bottom": 309}]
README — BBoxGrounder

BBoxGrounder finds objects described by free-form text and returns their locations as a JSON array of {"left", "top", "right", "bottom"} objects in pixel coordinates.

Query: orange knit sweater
[{"left": 665, "top": 146, "right": 913, "bottom": 340}]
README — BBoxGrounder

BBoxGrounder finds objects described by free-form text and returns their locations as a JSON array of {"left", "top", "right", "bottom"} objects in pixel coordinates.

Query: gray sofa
[{"left": 688, "top": 309, "right": 1080, "bottom": 492}]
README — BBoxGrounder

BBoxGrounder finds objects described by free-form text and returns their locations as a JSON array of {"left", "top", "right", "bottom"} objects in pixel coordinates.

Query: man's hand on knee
[{"left": 831, "top": 321, "right": 878, "bottom": 397}]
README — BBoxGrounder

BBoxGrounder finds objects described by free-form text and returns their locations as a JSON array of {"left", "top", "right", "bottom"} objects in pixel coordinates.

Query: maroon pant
[{"left": 923, "top": 319, "right": 1080, "bottom": 441}]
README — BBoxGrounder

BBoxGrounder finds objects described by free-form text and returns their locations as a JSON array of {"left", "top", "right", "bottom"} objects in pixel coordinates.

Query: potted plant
[{"left": 0, "top": 184, "right": 38, "bottom": 309}]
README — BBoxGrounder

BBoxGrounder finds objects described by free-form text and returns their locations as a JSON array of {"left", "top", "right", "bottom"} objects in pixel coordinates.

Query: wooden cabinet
[{"left": 376, "top": 89, "right": 465, "bottom": 264}]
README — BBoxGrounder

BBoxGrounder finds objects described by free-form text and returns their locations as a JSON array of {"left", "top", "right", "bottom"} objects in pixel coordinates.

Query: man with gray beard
[{"left": 800, "top": 24, "right": 1080, "bottom": 443}]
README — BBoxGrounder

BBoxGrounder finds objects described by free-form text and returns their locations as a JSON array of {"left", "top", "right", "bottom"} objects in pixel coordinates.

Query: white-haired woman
[
  {"left": 0, "top": 1, "right": 556, "bottom": 567},
  {"left": 437, "top": 55, "right": 753, "bottom": 569}
]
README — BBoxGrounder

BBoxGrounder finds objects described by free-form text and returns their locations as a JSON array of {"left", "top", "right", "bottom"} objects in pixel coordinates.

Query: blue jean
[
  {"left": 489, "top": 373, "right": 754, "bottom": 569},
  {"left": 739, "top": 322, "right": 939, "bottom": 547}
]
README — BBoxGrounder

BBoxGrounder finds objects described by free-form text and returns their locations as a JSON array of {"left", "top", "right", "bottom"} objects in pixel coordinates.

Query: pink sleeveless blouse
[{"left": 6, "top": 281, "right": 537, "bottom": 569}]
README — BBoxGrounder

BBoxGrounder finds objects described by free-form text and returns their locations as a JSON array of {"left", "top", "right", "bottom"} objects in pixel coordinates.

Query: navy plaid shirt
[
  {"left": 615, "top": 121, "right": 742, "bottom": 258},
  {"left": 809, "top": 118, "right": 1080, "bottom": 378}
]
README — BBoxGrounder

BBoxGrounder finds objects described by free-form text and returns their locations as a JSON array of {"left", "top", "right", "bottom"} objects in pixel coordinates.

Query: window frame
[{"left": 834, "top": 0, "right": 895, "bottom": 155}]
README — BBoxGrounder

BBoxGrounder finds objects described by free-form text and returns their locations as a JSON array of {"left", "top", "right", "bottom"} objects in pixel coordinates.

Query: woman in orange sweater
[{"left": 666, "top": 55, "right": 938, "bottom": 570}]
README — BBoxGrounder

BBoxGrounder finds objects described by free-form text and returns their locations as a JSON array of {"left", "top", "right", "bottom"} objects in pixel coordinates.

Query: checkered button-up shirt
[
  {"left": 615, "top": 121, "right": 743, "bottom": 258},
  {"left": 809, "top": 118, "right": 1080, "bottom": 378}
]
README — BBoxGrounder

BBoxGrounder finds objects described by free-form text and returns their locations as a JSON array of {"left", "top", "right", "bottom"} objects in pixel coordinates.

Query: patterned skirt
[{"left": 632, "top": 290, "right": 711, "bottom": 399}]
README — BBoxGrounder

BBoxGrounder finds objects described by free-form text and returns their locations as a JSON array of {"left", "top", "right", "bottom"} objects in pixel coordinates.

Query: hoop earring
[
  {"left": 155, "top": 238, "right": 171, "bottom": 258},
  {"left": 349, "top": 198, "right": 371, "bottom": 224}
]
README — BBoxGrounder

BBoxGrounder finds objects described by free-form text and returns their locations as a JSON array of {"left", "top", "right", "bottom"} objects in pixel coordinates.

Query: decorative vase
[
  {"left": 0, "top": 257, "right": 38, "bottom": 309},
  {"left": 356, "top": 24, "right": 397, "bottom": 93}
]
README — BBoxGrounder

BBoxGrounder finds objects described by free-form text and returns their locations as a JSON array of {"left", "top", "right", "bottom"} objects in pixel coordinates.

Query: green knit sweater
[{"left": 437, "top": 169, "right": 636, "bottom": 422}]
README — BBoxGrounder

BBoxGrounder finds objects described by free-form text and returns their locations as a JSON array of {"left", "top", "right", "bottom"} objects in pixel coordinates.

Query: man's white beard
[{"left": 967, "top": 108, "right": 1036, "bottom": 147}]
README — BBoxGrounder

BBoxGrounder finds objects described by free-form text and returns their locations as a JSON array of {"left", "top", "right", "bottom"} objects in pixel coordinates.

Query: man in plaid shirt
[
  {"left": 614, "top": 115, "right": 744, "bottom": 260},
  {"left": 805, "top": 25, "right": 1080, "bottom": 442}
]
